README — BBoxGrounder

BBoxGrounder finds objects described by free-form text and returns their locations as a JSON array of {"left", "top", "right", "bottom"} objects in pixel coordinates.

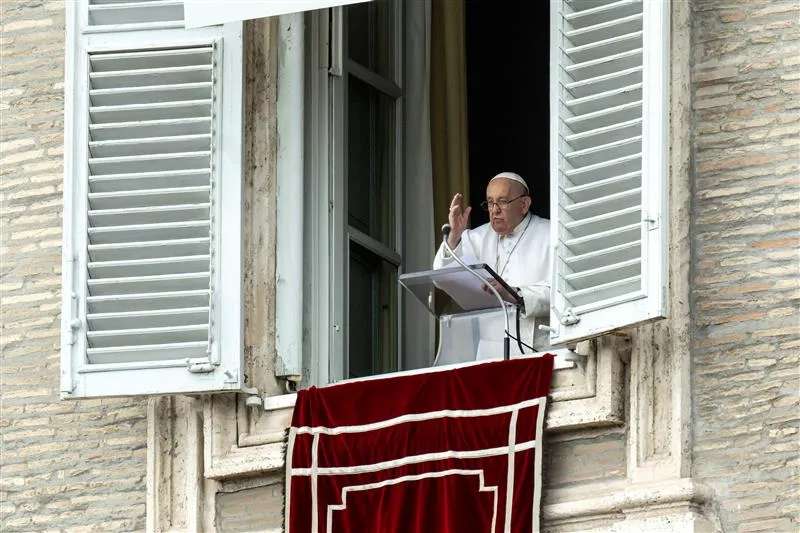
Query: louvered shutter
[
  {"left": 87, "top": 0, "right": 185, "bottom": 30},
  {"left": 548, "top": 0, "right": 669, "bottom": 345},
  {"left": 61, "top": 1, "right": 245, "bottom": 397},
  {"left": 183, "top": 0, "right": 372, "bottom": 29}
]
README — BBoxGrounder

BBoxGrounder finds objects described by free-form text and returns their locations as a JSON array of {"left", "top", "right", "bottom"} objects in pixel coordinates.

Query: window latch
[{"left": 186, "top": 360, "right": 214, "bottom": 374}]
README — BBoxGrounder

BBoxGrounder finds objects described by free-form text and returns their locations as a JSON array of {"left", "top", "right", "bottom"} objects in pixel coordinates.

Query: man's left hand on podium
[{"left": 485, "top": 278, "right": 518, "bottom": 303}]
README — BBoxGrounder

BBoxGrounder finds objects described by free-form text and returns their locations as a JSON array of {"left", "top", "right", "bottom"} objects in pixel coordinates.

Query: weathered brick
[
  {"left": 0, "top": 3, "right": 147, "bottom": 531},
  {"left": 694, "top": 95, "right": 738, "bottom": 109},
  {"left": 692, "top": 4, "right": 799, "bottom": 533},
  {"left": 694, "top": 67, "right": 739, "bottom": 83}
]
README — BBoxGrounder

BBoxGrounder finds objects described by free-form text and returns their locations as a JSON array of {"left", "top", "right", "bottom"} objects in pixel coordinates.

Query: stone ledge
[
  {"left": 543, "top": 478, "right": 718, "bottom": 532},
  {"left": 205, "top": 440, "right": 285, "bottom": 480}
]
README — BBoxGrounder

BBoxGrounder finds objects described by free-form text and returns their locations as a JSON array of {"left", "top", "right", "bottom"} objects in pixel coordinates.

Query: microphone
[{"left": 440, "top": 224, "right": 512, "bottom": 361}]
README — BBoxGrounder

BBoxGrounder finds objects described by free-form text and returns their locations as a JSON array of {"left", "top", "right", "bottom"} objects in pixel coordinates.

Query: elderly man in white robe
[{"left": 433, "top": 172, "right": 551, "bottom": 361}]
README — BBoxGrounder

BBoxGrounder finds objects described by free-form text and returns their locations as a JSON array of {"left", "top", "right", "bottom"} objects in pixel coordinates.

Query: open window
[
  {"left": 306, "top": 0, "right": 668, "bottom": 384},
  {"left": 65, "top": 0, "right": 670, "bottom": 396},
  {"left": 306, "top": 0, "right": 669, "bottom": 383},
  {"left": 330, "top": 1, "right": 404, "bottom": 379}
]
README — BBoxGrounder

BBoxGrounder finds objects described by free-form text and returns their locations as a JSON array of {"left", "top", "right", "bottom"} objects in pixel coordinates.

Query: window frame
[
  {"left": 335, "top": 0, "right": 405, "bottom": 381},
  {"left": 300, "top": 0, "right": 670, "bottom": 387},
  {"left": 303, "top": 3, "right": 407, "bottom": 385}
]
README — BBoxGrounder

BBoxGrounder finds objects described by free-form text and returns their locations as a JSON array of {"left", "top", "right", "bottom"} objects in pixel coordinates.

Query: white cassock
[{"left": 433, "top": 213, "right": 552, "bottom": 360}]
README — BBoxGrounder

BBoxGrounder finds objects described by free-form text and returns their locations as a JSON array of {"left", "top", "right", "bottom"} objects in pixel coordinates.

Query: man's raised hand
[{"left": 447, "top": 193, "right": 471, "bottom": 249}]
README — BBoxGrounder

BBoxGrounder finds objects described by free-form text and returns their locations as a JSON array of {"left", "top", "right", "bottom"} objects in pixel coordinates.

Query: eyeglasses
[{"left": 480, "top": 195, "right": 527, "bottom": 212}]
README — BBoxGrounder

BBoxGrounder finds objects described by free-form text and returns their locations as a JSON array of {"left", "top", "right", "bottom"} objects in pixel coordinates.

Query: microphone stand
[{"left": 441, "top": 224, "right": 511, "bottom": 361}]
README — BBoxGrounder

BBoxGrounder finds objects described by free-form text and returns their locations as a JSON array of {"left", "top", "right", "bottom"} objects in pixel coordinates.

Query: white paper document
[{"left": 435, "top": 254, "right": 500, "bottom": 311}]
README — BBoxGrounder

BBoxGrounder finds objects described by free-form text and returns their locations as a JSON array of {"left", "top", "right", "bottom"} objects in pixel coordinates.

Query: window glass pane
[
  {"left": 347, "top": 0, "right": 394, "bottom": 80},
  {"left": 348, "top": 241, "right": 397, "bottom": 379},
  {"left": 347, "top": 74, "right": 396, "bottom": 248}
]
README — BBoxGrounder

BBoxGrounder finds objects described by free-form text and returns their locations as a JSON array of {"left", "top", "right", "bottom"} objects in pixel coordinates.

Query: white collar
[{"left": 499, "top": 213, "right": 532, "bottom": 240}]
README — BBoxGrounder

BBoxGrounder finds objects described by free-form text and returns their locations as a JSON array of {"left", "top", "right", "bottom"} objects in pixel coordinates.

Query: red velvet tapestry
[{"left": 285, "top": 354, "right": 554, "bottom": 533}]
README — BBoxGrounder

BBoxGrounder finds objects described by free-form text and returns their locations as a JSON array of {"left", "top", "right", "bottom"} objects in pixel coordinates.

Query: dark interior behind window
[{"left": 466, "top": 1, "right": 550, "bottom": 226}]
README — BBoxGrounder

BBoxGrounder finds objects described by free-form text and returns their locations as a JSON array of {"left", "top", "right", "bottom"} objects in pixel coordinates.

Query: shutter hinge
[
  {"left": 561, "top": 307, "right": 580, "bottom": 326},
  {"left": 68, "top": 290, "right": 81, "bottom": 346},
  {"left": 552, "top": 305, "right": 580, "bottom": 328},
  {"left": 644, "top": 212, "right": 660, "bottom": 230}
]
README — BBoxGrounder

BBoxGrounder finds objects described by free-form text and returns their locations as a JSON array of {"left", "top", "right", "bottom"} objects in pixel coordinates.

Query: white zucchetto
[{"left": 488, "top": 172, "right": 529, "bottom": 193}]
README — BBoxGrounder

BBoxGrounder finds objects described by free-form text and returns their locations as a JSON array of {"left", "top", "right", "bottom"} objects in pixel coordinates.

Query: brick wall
[
  {"left": 1, "top": 2, "right": 148, "bottom": 531},
  {"left": 691, "top": 1, "right": 800, "bottom": 532},
  {"left": 217, "top": 483, "right": 283, "bottom": 533}
]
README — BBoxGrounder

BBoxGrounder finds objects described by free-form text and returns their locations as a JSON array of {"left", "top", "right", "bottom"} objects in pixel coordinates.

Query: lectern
[{"left": 398, "top": 263, "right": 525, "bottom": 366}]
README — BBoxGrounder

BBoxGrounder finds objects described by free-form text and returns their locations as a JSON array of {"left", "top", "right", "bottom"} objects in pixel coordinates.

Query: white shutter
[
  {"left": 549, "top": 0, "right": 668, "bottom": 345},
  {"left": 61, "top": 1, "right": 245, "bottom": 397},
  {"left": 183, "top": 0, "right": 372, "bottom": 29},
  {"left": 87, "top": 0, "right": 184, "bottom": 31}
]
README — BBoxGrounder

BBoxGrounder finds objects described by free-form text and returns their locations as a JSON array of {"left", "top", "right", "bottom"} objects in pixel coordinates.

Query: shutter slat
[
  {"left": 86, "top": 289, "right": 210, "bottom": 314},
  {"left": 564, "top": 257, "right": 640, "bottom": 290},
  {"left": 87, "top": 324, "right": 208, "bottom": 348},
  {"left": 88, "top": 170, "right": 210, "bottom": 192},
  {"left": 86, "top": 342, "right": 209, "bottom": 365},
  {"left": 564, "top": 170, "right": 641, "bottom": 198},
  {"left": 564, "top": 240, "right": 641, "bottom": 271},
  {"left": 91, "top": 118, "right": 212, "bottom": 141},
  {"left": 89, "top": 134, "right": 212, "bottom": 158},
  {"left": 89, "top": 255, "right": 210, "bottom": 279},
  {"left": 87, "top": 308, "right": 210, "bottom": 331},
  {"left": 565, "top": 82, "right": 641, "bottom": 107},
  {"left": 565, "top": 83, "right": 642, "bottom": 116},
  {"left": 564, "top": 152, "right": 641, "bottom": 182},
  {"left": 563, "top": 222, "right": 640, "bottom": 256},
  {"left": 564, "top": 118, "right": 641, "bottom": 149},
  {"left": 564, "top": 30, "right": 642, "bottom": 61},
  {"left": 90, "top": 48, "right": 213, "bottom": 71},
  {"left": 87, "top": 273, "right": 211, "bottom": 296},
  {"left": 563, "top": 13, "right": 643, "bottom": 47},
  {"left": 564, "top": 205, "right": 641, "bottom": 238},
  {"left": 88, "top": 153, "right": 211, "bottom": 176},
  {"left": 564, "top": 66, "right": 642, "bottom": 98},
  {"left": 564, "top": 0, "right": 637, "bottom": 20},
  {"left": 89, "top": 186, "right": 211, "bottom": 210},
  {"left": 563, "top": 100, "right": 641, "bottom": 130},
  {"left": 87, "top": 220, "right": 210, "bottom": 245},
  {"left": 563, "top": 135, "right": 641, "bottom": 168},
  {"left": 88, "top": 237, "right": 210, "bottom": 262},
  {"left": 564, "top": 48, "right": 643, "bottom": 80},
  {"left": 87, "top": 0, "right": 184, "bottom": 30},
  {"left": 90, "top": 101, "right": 212, "bottom": 123},
  {"left": 90, "top": 66, "right": 213, "bottom": 90},
  {"left": 90, "top": 83, "right": 213, "bottom": 108},
  {"left": 89, "top": 203, "right": 210, "bottom": 226},
  {"left": 565, "top": 188, "right": 641, "bottom": 218},
  {"left": 564, "top": 275, "right": 642, "bottom": 307}
]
